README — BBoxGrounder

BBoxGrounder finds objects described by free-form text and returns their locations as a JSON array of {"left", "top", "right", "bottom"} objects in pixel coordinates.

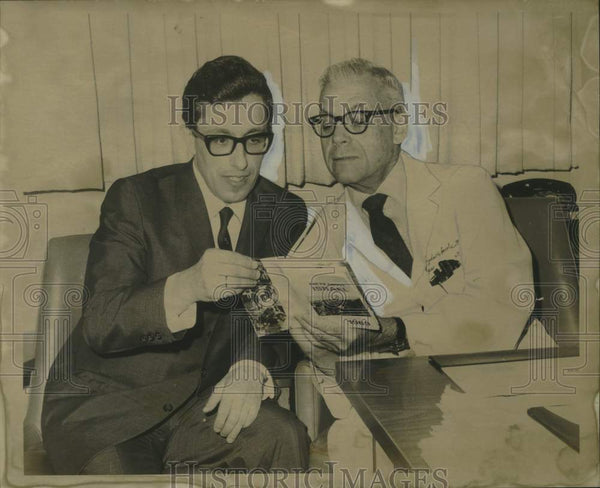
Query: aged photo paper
[{"left": 1, "top": 0, "right": 598, "bottom": 487}]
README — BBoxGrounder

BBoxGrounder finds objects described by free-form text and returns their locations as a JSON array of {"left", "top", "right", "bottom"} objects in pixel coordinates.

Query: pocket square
[{"left": 429, "top": 259, "right": 461, "bottom": 287}]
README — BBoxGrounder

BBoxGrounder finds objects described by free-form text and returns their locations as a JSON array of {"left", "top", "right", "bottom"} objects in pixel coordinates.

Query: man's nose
[
  {"left": 331, "top": 122, "right": 349, "bottom": 145},
  {"left": 230, "top": 142, "right": 248, "bottom": 170}
]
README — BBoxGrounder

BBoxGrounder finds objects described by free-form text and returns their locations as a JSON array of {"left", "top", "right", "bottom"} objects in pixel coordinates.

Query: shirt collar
[
  {"left": 347, "top": 153, "right": 407, "bottom": 211},
  {"left": 192, "top": 161, "right": 246, "bottom": 222}
]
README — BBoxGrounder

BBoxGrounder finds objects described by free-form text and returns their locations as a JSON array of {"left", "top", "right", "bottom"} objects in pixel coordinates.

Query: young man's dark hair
[{"left": 182, "top": 55, "right": 273, "bottom": 129}]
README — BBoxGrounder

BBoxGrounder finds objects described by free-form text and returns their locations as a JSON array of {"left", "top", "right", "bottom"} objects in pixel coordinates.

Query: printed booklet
[{"left": 240, "top": 258, "right": 381, "bottom": 337}]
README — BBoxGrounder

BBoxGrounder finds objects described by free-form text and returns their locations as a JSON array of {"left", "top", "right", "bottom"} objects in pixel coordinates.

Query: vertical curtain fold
[{"left": 2, "top": 3, "right": 591, "bottom": 194}]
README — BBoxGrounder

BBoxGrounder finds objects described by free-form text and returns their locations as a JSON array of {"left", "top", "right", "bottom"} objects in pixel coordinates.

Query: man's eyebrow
[
  {"left": 200, "top": 127, "right": 234, "bottom": 136},
  {"left": 347, "top": 102, "right": 370, "bottom": 111},
  {"left": 318, "top": 103, "right": 370, "bottom": 114},
  {"left": 200, "top": 127, "right": 269, "bottom": 137},
  {"left": 243, "top": 127, "right": 269, "bottom": 136}
]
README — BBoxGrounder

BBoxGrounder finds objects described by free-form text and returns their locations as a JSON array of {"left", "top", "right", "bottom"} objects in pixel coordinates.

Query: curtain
[{"left": 1, "top": 1, "right": 596, "bottom": 192}]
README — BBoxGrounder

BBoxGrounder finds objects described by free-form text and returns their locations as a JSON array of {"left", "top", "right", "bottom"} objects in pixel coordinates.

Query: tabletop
[{"left": 335, "top": 346, "right": 586, "bottom": 470}]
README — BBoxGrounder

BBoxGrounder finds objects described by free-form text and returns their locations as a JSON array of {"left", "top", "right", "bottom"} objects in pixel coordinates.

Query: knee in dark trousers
[
  {"left": 164, "top": 397, "right": 310, "bottom": 472},
  {"left": 240, "top": 399, "right": 310, "bottom": 470}
]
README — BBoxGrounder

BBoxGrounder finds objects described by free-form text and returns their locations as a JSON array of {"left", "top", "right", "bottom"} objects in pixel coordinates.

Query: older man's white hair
[{"left": 319, "top": 58, "right": 404, "bottom": 106}]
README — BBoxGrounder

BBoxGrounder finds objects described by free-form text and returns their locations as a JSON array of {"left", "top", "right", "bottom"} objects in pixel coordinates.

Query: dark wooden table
[{"left": 335, "top": 346, "right": 579, "bottom": 469}]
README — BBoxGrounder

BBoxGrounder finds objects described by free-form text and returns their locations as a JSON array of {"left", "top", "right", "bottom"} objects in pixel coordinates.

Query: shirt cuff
[
  {"left": 164, "top": 275, "right": 196, "bottom": 333},
  {"left": 229, "top": 360, "right": 276, "bottom": 400}
]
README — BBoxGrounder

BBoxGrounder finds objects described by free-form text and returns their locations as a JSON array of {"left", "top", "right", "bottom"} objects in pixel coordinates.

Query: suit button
[
  {"left": 163, "top": 403, "right": 173, "bottom": 412},
  {"left": 201, "top": 368, "right": 208, "bottom": 377}
]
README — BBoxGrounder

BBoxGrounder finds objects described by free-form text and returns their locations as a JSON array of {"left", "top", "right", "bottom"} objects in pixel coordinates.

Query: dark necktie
[
  {"left": 217, "top": 207, "right": 234, "bottom": 250},
  {"left": 362, "top": 193, "right": 413, "bottom": 278}
]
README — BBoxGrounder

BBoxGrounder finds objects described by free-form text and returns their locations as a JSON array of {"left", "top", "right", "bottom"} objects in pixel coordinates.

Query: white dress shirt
[
  {"left": 162, "top": 162, "right": 274, "bottom": 397},
  {"left": 346, "top": 155, "right": 412, "bottom": 256},
  {"left": 194, "top": 164, "right": 246, "bottom": 251},
  {"left": 164, "top": 163, "right": 246, "bottom": 332}
]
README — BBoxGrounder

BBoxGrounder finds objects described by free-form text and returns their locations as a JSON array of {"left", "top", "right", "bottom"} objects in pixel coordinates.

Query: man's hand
[
  {"left": 288, "top": 318, "right": 339, "bottom": 375},
  {"left": 288, "top": 284, "right": 400, "bottom": 374},
  {"left": 202, "top": 362, "right": 269, "bottom": 443},
  {"left": 172, "top": 249, "right": 260, "bottom": 305},
  {"left": 287, "top": 285, "right": 373, "bottom": 355},
  {"left": 288, "top": 295, "right": 369, "bottom": 376},
  {"left": 290, "top": 314, "right": 371, "bottom": 355}
]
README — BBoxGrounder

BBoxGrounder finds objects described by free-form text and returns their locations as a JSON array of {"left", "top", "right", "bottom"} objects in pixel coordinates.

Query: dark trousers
[{"left": 79, "top": 389, "right": 310, "bottom": 474}]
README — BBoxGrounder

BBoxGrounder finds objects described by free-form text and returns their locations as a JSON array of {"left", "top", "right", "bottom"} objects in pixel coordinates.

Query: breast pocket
[{"left": 420, "top": 240, "right": 465, "bottom": 307}]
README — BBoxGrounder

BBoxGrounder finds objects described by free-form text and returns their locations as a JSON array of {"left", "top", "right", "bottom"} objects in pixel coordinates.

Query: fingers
[
  {"left": 220, "top": 402, "right": 240, "bottom": 438},
  {"left": 215, "top": 395, "right": 261, "bottom": 444},
  {"left": 209, "top": 249, "right": 260, "bottom": 270},
  {"left": 292, "top": 314, "right": 341, "bottom": 341},
  {"left": 290, "top": 319, "right": 331, "bottom": 356},
  {"left": 288, "top": 318, "right": 313, "bottom": 348},
  {"left": 243, "top": 398, "right": 261, "bottom": 428},
  {"left": 202, "top": 388, "right": 222, "bottom": 414},
  {"left": 213, "top": 395, "right": 232, "bottom": 434},
  {"left": 220, "top": 277, "right": 258, "bottom": 289},
  {"left": 217, "top": 263, "right": 261, "bottom": 281},
  {"left": 290, "top": 315, "right": 346, "bottom": 354},
  {"left": 225, "top": 409, "right": 248, "bottom": 443}
]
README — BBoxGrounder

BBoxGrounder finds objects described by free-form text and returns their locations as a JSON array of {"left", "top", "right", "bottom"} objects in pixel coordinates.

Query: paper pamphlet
[{"left": 241, "top": 258, "right": 381, "bottom": 337}]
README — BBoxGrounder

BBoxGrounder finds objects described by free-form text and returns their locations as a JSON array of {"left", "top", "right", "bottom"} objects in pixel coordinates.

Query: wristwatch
[{"left": 375, "top": 317, "right": 409, "bottom": 356}]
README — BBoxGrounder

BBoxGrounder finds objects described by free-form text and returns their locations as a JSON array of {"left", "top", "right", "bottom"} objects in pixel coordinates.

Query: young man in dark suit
[{"left": 42, "top": 56, "right": 309, "bottom": 474}]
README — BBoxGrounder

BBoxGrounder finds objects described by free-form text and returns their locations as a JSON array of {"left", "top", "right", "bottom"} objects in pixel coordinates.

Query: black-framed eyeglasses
[
  {"left": 191, "top": 129, "right": 274, "bottom": 156},
  {"left": 307, "top": 108, "right": 398, "bottom": 138}
]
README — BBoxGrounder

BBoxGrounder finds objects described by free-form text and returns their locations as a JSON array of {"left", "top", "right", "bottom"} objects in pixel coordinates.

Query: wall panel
[
  {"left": 552, "top": 13, "right": 573, "bottom": 170},
  {"left": 478, "top": 12, "right": 499, "bottom": 175},
  {"left": 329, "top": 12, "right": 360, "bottom": 64},
  {"left": 1, "top": 3, "right": 103, "bottom": 191},
  {"left": 390, "top": 14, "right": 412, "bottom": 88},
  {"left": 278, "top": 12, "right": 305, "bottom": 186},
  {"left": 571, "top": 13, "right": 598, "bottom": 170},
  {"left": 299, "top": 12, "right": 331, "bottom": 184},
  {"left": 90, "top": 12, "right": 137, "bottom": 185},
  {"left": 195, "top": 10, "right": 222, "bottom": 66},
  {"left": 523, "top": 12, "right": 555, "bottom": 170},
  {"left": 359, "top": 13, "right": 392, "bottom": 70},
  {"left": 411, "top": 13, "right": 442, "bottom": 163},
  {"left": 439, "top": 12, "right": 480, "bottom": 166},
  {"left": 128, "top": 12, "right": 173, "bottom": 171},
  {"left": 164, "top": 13, "right": 197, "bottom": 165},
  {"left": 2, "top": 2, "right": 588, "bottom": 192},
  {"left": 497, "top": 11, "right": 524, "bottom": 173}
]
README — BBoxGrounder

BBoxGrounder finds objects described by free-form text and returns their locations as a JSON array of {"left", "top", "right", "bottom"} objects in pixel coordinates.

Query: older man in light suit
[{"left": 289, "top": 58, "right": 535, "bottom": 468}]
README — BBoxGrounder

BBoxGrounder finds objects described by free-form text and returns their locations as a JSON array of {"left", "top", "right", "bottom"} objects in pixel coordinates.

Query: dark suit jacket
[{"left": 41, "top": 162, "right": 307, "bottom": 474}]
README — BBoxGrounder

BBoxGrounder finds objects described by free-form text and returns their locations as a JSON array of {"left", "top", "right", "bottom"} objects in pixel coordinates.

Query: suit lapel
[
  {"left": 176, "top": 161, "right": 215, "bottom": 260},
  {"left": 404, "top": 154, "right": 441, "bottom": 287},
  {"left": 236, "top": 177, "right": 271, "bottom": 258}
]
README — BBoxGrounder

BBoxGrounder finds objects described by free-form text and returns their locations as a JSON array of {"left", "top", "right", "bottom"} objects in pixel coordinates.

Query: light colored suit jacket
[{"left": 299, "top": 153, "right": 535, "bottom": 356}]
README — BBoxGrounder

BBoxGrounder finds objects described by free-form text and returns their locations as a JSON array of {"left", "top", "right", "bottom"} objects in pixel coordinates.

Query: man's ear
[{"left": 392, "top": 118, "right": 408, "bottom": 145}]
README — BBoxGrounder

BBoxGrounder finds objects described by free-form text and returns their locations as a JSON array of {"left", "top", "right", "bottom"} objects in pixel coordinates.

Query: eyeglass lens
[
  {"left": 312, "top": 111, "right": 371, "bottom": 137},
  {"left": 207, "top": 134, "right": 271, "bottom": 156}
]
